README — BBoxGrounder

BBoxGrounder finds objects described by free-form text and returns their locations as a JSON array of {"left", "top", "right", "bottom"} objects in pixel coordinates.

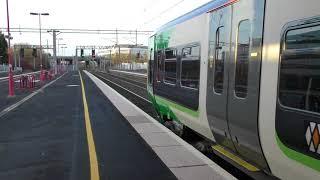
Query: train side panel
[
  {"left": 260, "top": 0, "right": 320, "bottom": 179},
  {"left": 151, "top": 13, "right": 215, "bottom": 141}
]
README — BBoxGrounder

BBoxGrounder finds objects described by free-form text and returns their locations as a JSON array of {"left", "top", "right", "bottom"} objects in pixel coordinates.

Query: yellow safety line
[
  {"left": 212, "top": 145, "right": 260, "bottom": 172},
  {"left": 79, "top": 71, "right": 100, "bottom": 180}
]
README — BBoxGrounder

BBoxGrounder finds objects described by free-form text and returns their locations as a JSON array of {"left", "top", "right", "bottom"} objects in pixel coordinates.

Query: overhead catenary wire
[
  {"left": 0, "top": 27, "right": 152, "bottom": 34},
  {"left": 1, "top": 30, "right": 151, "bottom": 35},
  {"left": 2, "top": 27, "right": 152, "bottom": 53},
  {"left": 142, "top": 0, "right": 185, "bottom": 26}
]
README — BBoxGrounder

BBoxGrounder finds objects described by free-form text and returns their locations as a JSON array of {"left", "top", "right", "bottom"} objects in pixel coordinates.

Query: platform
[{"left": 0, "top": 70, "right": 236, "bottom": 180}]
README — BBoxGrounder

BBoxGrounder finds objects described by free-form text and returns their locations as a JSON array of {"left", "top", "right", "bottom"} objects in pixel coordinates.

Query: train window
[
  {"left": 148, "top": 48, "right": 154, "bottom": 84},
  {"left": 235, "top": 20, "right": 251, "bottom": 98},
  {"left": 286, "top": 26, "right": 320, "bottom": 50},
  {"left": 214, "top": 26, "right": 226, "bottom": 94},
  {"left": 156, "top": 50, "right": 163, "bottom": 82},
  {"left": 181, "top": 46, "right": 200, "bottom": 89},
  {"left": 279, "top": 25, "right": 320, "bottom": 113},
  {"left": 150, "top": 49, "right": 154, "bottom": 61},
  {"left": 164, "top": 49, "right": 177, "bottom": 84}
]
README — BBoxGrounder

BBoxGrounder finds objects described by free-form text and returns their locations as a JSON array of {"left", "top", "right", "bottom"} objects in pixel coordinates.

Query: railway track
[
  {"left": 93, "top": 71, "right": 159, "bottom": 119},
  {"left": 91, "top": 70, "right": 254, "bottom": 180}
]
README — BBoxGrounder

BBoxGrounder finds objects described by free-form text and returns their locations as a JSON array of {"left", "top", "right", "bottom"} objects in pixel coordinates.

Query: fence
[
  {"left": 0, "top": 64, "right": 23, "bottom": 72},
  {"left": 0, "top": 64, "right": 8, "bottom": 72},
  {"left": 112, "top": 62, "right": 147, "bottom": 70}
]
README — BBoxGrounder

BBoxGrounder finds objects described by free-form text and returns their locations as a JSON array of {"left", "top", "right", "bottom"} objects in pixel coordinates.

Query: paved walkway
[{"left": 0, "top": 71, "right": 176, "bottom": 180}]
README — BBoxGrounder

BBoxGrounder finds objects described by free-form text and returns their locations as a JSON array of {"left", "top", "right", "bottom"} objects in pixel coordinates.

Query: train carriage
[{"left": 147, "top": 0, "right": 320, "bottom": 179}]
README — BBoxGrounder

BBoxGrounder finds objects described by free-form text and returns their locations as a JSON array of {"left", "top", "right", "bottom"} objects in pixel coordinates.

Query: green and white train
[{"left": 147, "top": 0, "right": 320, "bottom": 179}]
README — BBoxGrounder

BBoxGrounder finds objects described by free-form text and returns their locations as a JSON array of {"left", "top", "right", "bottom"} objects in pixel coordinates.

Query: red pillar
[
  {"left": 6, "top": 0, "right": 14, "bottom": 96},
  {"left": 8, "top": 50, "right": 14, "bottom": 96}
]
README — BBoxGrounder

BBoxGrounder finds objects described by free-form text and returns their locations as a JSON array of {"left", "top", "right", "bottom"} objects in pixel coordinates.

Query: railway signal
[
  {"left": 32, "top": 48, "right": 37, "bottom": 57},
  {"left": 81, "top": 49, "right": 84, "bottom": 57},
  {"left": 92, "top": 49, "right": 95, "bottom": 58}
]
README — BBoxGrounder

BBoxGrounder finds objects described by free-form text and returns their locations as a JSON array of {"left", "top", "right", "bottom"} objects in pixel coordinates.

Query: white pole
[
  {"left": 39, "top": 14, "right": 42, "bottom": 69},
  {"left": 53, "top": 30, "right": 57, "bottom": 74}
]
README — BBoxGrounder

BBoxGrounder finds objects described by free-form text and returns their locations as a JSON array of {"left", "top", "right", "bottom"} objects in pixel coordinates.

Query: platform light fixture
[{"left": 30, "top": 12, "right": 49, "bottom": 80}]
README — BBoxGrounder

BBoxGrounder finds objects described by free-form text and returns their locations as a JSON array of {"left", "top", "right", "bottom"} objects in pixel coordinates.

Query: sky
[{"left": 0, "top": 0, "right": 211, "bottom": 55}]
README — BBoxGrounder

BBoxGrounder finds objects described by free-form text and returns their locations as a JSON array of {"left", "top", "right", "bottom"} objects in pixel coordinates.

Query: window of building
[
  {"left": 164, "top": 49, "right": 177, "bottom": 84},
  {"left": 235, "top": 20, "right": 251, "bottom": 98},
  {"left": 181, "top": 46, "right": 200, "bottom": 89},
  {"left": 214, "top": 26, "right": 226, "bottom": 94},
  {"left": 279, "top": 25, "right": 320, "bottom": 113}
]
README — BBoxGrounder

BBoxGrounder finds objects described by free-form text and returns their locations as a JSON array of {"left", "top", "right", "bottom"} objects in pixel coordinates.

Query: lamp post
[
  {"left": 6, "top": 0, "right": 14, "bottom": 96},
  {"left": 30, "top": 12, "right": 49, "bottom": 80}
]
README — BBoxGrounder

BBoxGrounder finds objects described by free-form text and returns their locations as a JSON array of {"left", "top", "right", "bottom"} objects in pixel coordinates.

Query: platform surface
[
  {"left": 0, "top": 71, "right": 177, "bottom": 180},
  {"left": 85, "top": 70, "right": 237, "bottom": 180}
]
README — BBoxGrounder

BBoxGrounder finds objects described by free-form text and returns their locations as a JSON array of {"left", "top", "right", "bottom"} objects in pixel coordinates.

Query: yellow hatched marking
[
  {"left": 212, "top": 145, "right": 260, "bottom": 172},
  {"left": 79, "top": 71, "right": 100, "bottom": 180}
]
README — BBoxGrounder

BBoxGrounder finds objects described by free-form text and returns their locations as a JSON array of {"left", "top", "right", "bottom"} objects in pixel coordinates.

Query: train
[{"left": 147, "top": 0, "right": 320, "bottom": 179}]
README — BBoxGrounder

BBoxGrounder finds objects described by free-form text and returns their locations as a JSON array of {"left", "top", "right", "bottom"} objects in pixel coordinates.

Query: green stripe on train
[
  {"left": 276, "top": 134, "right": 320, "bottom": 172},
  {"left": 154, "top": 95, "right": 199, "bottom": 118}
]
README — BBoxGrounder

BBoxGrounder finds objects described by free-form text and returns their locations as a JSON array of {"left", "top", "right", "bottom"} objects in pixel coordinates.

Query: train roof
[{"left": 156, "top": 0, "right": 234, "bottom": 33}]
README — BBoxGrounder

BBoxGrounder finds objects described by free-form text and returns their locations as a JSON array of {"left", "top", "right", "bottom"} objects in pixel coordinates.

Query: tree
[{"left": 0, "top": 32, "right": 8, "bottom": 64}]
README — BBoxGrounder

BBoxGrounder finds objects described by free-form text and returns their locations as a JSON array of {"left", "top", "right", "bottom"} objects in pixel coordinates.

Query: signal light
[
  {"left": 32, "top": 48, "right": 37, "bottom": 57},
  {"left": 81, "top": 49, "right": 84, "bottom": 57},
  {"left": 92, "top": 49, "right": 95, "bottom": 58}
]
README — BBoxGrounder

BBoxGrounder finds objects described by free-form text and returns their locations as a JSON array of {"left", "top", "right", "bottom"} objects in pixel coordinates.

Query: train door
[
  {"left": 227, "top": 0, "right": 268, "bottom": 170},
  {"left": 206, "top": 6, "right": 236, "bottom": 152},
  {"left": 148, "top": 35, "right": 155, "bottom": 89},
  {"left": 155, "top": 50, "right": 164, "bottom": 84},
  {"left": 206, "top": 0, "right": 269, "bottom": 170}
]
